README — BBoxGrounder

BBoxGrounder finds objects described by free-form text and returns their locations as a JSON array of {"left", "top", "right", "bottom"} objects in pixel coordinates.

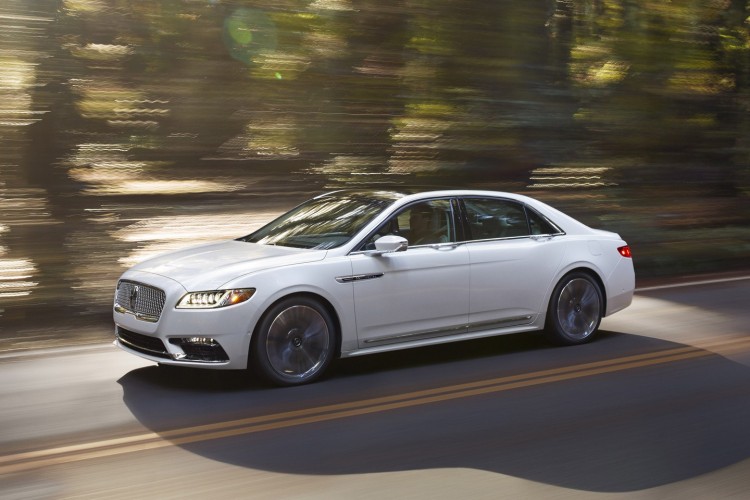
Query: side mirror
[{"left": 369, "top": 235, "right": 408, "bottom": 255}]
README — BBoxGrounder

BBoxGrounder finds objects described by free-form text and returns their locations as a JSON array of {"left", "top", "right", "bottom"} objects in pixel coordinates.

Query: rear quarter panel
[{"left": 542, "top": 235, "right": 634, "bottom": 319}]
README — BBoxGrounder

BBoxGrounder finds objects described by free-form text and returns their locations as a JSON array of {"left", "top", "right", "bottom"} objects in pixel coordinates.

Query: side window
[
  {"left": 463, "top": 198, "right": 529, "bottom": 240},
  {"left": 362, "top": 199, "right": 453, "bottom": 249},
  {"left": 527, "top": 208, "right": 562, "bottom": 235}
]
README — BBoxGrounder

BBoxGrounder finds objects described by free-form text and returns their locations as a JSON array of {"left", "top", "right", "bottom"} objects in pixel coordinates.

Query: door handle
[
  {"left": 430, "top": 243, "right": 459, "bottom": 250},
  {"left": 530, "top": 235, "right": 553, "bottom": 242}
]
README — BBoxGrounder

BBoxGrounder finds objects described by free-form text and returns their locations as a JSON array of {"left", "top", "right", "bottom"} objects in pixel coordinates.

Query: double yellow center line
[{"left": 2, "top": 336, "right": 749, "bottom": 474}]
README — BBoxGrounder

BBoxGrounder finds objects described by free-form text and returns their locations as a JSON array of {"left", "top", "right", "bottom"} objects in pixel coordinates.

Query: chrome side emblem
[{"left": 129, "top": 285, "right": 139, "bottom": 309}]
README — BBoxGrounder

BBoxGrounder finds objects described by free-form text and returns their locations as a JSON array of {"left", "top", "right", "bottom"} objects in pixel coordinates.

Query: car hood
[{"left": 129, "top": 240, "right": 327, "bottom": 290}]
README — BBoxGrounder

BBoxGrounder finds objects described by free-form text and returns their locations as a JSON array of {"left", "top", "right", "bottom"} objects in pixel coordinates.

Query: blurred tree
[{"left": 1, "top": 0, "right": 748, "bottom": 341}]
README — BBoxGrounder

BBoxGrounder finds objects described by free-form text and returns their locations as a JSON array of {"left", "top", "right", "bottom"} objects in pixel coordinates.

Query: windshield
[{"left": 240, "top": 193, "right": 397, "bottom": 249}]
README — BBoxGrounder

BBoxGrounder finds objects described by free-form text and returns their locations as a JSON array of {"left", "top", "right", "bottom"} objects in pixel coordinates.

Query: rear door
[{"left": 461, "top": 197, "right": 565, "bottom": 332}]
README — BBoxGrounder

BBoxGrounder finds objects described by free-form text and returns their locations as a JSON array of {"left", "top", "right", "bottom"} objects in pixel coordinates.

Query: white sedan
[{"left": 113, "top": 190, "right": 635, "bottom": 386}]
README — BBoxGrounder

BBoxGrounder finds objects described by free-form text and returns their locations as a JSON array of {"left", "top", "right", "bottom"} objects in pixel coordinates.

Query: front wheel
[
  {"left": 251, "top": 297, "right": 336, "bottom": 386},
  {"left": 545, "top": 272, "right": 603, "bottom": 345}
]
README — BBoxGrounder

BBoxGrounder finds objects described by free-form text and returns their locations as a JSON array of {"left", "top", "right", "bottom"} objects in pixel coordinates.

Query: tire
[
  {"left": 251, "top": 296, "right": 336, "bottom": 386},
  {"left": 545, "top": 272, "right": 603, "bottom": 345}
]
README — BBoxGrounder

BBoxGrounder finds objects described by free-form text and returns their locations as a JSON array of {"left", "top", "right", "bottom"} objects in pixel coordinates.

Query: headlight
[{"left": 176, "top": 288, "right": 255, "bottom": 309}]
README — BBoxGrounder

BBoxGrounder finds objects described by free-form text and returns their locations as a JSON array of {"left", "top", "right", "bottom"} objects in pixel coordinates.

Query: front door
[{"left": 348, "top": 199, "right": 470, "bottom": 348}]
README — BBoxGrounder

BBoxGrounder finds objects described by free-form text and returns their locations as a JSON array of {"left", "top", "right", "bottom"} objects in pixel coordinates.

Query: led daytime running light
[{"left": 177, "top": 288, "right": 255, "bottom": 309}]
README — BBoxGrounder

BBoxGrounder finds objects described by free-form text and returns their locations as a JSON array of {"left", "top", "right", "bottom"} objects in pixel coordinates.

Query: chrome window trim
[
  {"left": 465, "top": 235, "right": 532, "bottom": 244},
  {"left": 524, "top": 204, "right": 566, "bottom": 237},
  {"left": 348, "top": 239, "right": 467, "bottom": 256},
  {"left": 464, "top": 233, "right": 565, "bottom": 245}
]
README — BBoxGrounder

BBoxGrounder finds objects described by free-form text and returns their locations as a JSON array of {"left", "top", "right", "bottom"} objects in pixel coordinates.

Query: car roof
[
  {"left": 318, "top": 189, "right": 532, "bottom": 203},
  {"left": 399, "top": 189, "right": 531, "bottom": 203}
]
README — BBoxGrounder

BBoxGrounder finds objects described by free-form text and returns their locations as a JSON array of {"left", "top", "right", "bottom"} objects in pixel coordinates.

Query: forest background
[{"left": 0, "top": 0, "right": 748, "bottom": 348}]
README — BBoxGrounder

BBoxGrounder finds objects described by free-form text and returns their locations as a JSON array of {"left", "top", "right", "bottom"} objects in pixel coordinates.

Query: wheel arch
[
  {"left": 572, "top": 267, "right": 607, "bottom": 316},
  {"left": 251, "top": 291, "right": 343, "bottom": 358},
  {"left": 543, "top": 266, "right": 607, "bottom": 345},
  {"left": 545, "top": 265, "right": 607, "bottom": 319}
]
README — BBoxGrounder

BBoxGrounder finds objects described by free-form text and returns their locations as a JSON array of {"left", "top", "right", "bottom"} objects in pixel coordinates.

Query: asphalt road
[{"left": 1, "top": 277, "right": 749, "bottom": 499}]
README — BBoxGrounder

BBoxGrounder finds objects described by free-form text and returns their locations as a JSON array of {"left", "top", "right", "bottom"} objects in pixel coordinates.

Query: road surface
[{"left": 1, "top": 277, "right": 749, "bottom": 499}]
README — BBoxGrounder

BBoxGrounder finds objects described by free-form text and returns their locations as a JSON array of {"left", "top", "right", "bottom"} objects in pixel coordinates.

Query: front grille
[
  {"left": 115, "top": 280, "right": 166, "bottom": 322},
  {"left": 116, "top": 326, "right": 170, "bottom": 359}
]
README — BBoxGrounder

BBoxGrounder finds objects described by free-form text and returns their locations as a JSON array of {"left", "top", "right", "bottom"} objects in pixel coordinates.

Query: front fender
[{"left": 222, "top": 257, "right": 358, "bottom": 354}]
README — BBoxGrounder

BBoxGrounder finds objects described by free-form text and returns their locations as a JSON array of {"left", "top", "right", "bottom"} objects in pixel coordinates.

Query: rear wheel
[
  {"left": 251, "top": 296, "right": 336, "bottom": 386},
  {"left": 545, "top": 272, "right": 603, "bottom": 345}
]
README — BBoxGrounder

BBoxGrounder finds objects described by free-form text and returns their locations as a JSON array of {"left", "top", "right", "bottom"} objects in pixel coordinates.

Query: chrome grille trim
[
  {"left": 116, "top": 327, "right": 170, "bottom": 359},
  {"left": 115, "top": 280, "right": 166, "bottom": 322}
]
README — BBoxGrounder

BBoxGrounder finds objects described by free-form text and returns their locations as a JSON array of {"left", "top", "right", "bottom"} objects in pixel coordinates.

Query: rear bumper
[{"left": 605, "top": 256, "right": 635, "bottom": 316}]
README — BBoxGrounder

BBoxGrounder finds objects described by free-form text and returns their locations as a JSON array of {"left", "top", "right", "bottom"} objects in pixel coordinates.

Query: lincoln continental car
[{"left": 114, "top": 190, "right": 635, "bottom": 385}]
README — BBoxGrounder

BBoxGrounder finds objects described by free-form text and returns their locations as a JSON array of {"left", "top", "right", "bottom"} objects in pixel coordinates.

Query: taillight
[{"left": 618, "top": 245, "right": 632, "bottom": 258}]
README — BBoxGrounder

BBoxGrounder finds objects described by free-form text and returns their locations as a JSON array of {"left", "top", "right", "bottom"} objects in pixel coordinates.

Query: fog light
[
  {"left": 169, "top": 337, "right": 229, "bottom": 363},
  {"left": 185, "top": 337, "right": 218, "bottom": 346}
]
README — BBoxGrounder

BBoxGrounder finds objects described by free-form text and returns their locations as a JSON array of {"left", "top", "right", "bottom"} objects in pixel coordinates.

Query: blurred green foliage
[{"left": 0, "top": 0, "right": 748, "bottom": 342}]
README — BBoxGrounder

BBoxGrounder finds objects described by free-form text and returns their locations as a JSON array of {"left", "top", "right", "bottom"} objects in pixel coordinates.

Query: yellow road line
[{"left": 2, "top": 335, "right": 749, "bottom": 474}]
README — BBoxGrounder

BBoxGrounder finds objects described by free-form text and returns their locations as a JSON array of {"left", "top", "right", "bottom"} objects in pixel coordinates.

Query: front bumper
[
  {"left": 115, "top": 326, "right": 230, "bottom": 363},
  {"left": 113, "top": 272, "right": 260, "bottom": 370}
]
